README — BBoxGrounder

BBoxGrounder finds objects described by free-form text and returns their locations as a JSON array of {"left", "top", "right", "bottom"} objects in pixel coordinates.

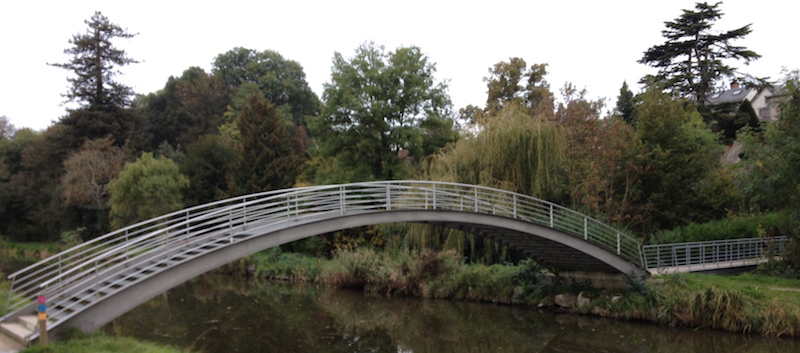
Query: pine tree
[
  {"left": 50, "top": 11, "right": 138, "bottom": 110},
  {"left": 639, "top": 2, "right": 761, "bottom": 106},
  {"left": 615, "top": 81, "right": 636, "bottom": 125},
  {"left": 50, "top": 12, "right": 144, "bottom": 148}
]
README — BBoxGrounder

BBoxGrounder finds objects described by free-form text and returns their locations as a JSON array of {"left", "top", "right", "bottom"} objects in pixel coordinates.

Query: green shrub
[
  {"left": 652, "top": 212, "right": 780, "bottom": 244},
  {"left": 250, "top": 249, "right": 321, "bottom": 281}
]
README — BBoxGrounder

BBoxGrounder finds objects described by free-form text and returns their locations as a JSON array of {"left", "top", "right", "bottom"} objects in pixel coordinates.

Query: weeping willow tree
[
  {"left": 405, "top": 104, "right": 567, "bottom": 263},
  {"left": 423, "top": 105, "right": 565, "bottom": 198}
]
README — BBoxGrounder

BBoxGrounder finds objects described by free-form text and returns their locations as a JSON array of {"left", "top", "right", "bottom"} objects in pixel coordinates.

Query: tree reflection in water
[{"left": 107, "top": 274, "right": 799, "bottom": 353}]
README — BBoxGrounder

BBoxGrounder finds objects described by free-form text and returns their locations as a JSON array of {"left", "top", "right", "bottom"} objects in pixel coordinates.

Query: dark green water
[{"left": 107, "top": 274, "right": 799, "bottom": 353}]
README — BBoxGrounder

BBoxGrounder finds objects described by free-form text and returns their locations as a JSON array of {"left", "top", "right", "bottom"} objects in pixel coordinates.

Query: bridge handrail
[
  {"left": 4, "top": 181, "right": 642, "bottom": 320},
  {"left": 642, "top": 236, "right": 789, "bottom": 270},
  {"left": 34, "top": 184, "right": 337, "bottom": 290},
  {"left": 7, "top": 186, "right": 317, "bottom": 280}
]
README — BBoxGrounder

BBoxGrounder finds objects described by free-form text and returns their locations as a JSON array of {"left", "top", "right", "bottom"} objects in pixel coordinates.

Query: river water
[{"left": 104, "top": 274, "right": 800, "bottom": 353}]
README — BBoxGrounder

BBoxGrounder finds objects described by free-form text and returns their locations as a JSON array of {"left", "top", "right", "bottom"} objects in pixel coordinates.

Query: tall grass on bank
[{"left": 609, "top": 273, "right": 800, "bottom": 337}]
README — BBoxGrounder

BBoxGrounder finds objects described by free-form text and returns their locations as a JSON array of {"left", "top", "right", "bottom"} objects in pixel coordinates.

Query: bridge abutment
[{"left": 555, "top": 271, "right": 636, "bottom": 290}]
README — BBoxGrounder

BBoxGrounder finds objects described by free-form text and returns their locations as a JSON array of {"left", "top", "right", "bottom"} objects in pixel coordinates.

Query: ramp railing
[{"left": 642, "top": 236, "right": 789, "bottom": 272}]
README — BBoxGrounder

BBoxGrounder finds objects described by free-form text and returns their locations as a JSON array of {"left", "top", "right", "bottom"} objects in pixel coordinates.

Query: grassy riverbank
[
  {"left": 612, "top": 273, "right": 800, "bottom": 337},
  {"left": 240, "top": 248, "right": 800, "bottom": 337},
  {"left": 19, "top": 333, "right": 183, "bottom": 353},
  {"left": 0, "top": 241, "right": 62, "bottom": 262}
]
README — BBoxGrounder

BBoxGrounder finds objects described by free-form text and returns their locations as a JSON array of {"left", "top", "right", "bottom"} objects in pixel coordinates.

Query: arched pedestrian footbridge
[{"left": 2, "top": 181, "right": 643, "bottom": 343}]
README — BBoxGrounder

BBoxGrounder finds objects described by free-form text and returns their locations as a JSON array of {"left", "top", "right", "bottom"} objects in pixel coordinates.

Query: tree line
[{"left": 1, "top": 4, "right": 798, "bottom": 270}]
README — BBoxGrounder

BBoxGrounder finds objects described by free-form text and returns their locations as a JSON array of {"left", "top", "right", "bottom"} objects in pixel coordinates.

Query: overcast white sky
[{"left": 1, "top": 0, "right": 797, "bottom": 131}]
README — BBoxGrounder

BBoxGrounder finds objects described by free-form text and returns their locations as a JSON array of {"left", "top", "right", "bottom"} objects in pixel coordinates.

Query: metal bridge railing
[
  {"left": 2, "top": 181, "right": 642, "bottom": 329},
  {"left": 642, "top": 236, "right": 789, "bottom": 271}
]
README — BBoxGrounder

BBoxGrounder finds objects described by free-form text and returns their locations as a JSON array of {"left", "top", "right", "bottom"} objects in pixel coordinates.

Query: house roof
[{"left": 706, "top": 87, "right": 754, "bottom": 105}]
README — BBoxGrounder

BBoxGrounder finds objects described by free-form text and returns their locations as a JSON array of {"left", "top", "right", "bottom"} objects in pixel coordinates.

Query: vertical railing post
[
  {"left": 616, "top": 233, "right": 621, "bottom": 255},
  {"left": 583, "top": 217, "right": 588, "bottom": 240},
  {"left": 243, "top": 197, "right": 248, "bottom": 226},
  {"left": 339, "top": 186, "right": 345, "bottom": 215},
  {"left": 656, "top": 246, "right": 662, "bottom": 269},
  {"left": 474, "top": 188, "right": 478, "bottom": 213},
  {"left": 701, "top": 245, "right": 705, "bottom": 270},
  {"left": 228, "top": 208, "right": 233, "bottom": 243},
  {"left": 687, "top": 245, "right": 691, "bottom": 269},
  {"left": 165, "top": 230, "right": 170, "bottom": 260},
  {"left": 512, "top": 194, "right": 517, "bottom": 219},
  {"left": 386, "top": 185, "right": 391, "bottom": 211},
  {"left": 549, "top": 204, "right": 554, "bottom": 228},
  {"left": 93, "top": 259, "right": 99, "bottom": 297},
  {"left": 672, "top": 246, "right": 677, "bottom": 267},
  {"left": 124, "top": 230, "right": 129, "bottom": 260},
  {"left": 432, "top": 184, "right": 437, "bottom": 210},
  {"left": 5, "top": 277, "right": 15, "bottom": 316}
]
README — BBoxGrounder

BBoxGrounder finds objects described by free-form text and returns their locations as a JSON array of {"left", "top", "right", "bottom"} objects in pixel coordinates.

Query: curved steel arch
[
  {"left": 45, "top": 210, "right": 643, "bottom": 334},
  {"left": 2, "top": 181, "right": 643, "bottom": 342}
]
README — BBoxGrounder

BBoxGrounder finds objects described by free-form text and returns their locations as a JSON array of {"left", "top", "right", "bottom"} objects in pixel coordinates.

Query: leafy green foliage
[
  {"left": 653, "top": 212, "right": 780, "bottom": 244},
  {"left": 702, "top": 99, "right": 761, "bottom": 141},
  {"left": 634, "top": 88, "right": 728, "bottom": 231},
  {"left": 560, "top": 94, "right": 649, "bottom": 229},
  {"left": 740, "top": 72, "right": 800, "bottom": 267},
  {"left": 59, "top": 137, "right": 129, "bottom": 236},
  {"left": 0, "top": 126, "right": 73, "bottom": 241},
  {"left": 484, "top": 58, "right": 553, "bottom": 116},
  {"left": 250, "top": 249, "right": 323, "bottom": 281},
  {"left": 309, "top": 42, "right": 457, "bottom": 183},
  {"left": 229, "top": 94, "right": 306, "bottom": 195},
  {"left": 742, "top": 72, "right": 800, "bottom": 210},
  {"left": 137, "top": 67, "right": 229, "bottom": 151},
  {"left": 108, "top": 152, "right": 189, "bottom": 229},
  {"left": 212, "top": 48, "right": 321, "bottom": 128},
  {"left": 424, "top": 104, "right": 564, "bottom": 199},
  {"left": 181, "top": 134, "right": 235, "bottom": 206},
  {"left": 418, "top": 105, "right": 564, "bottom": 263},
  {"left": 59, "top": 107, "right": 147, "bottom": 150},
  {"left": 639, "top": 2, "right": 763, "bottom": 105}
]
